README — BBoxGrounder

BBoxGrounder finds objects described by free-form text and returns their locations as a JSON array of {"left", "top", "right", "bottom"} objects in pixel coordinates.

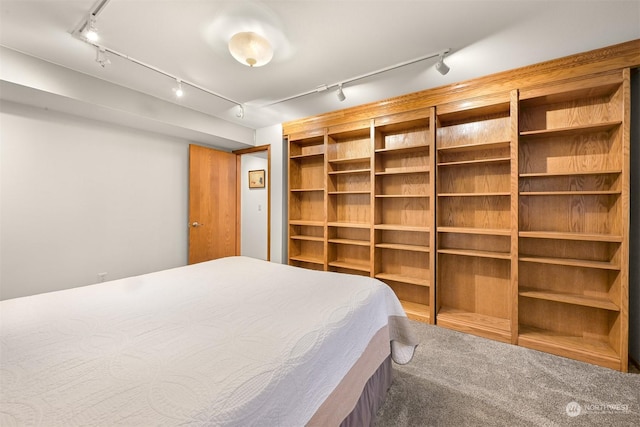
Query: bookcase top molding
[{"left": 283, "top": 39, "right": 640, "bottom": 135}]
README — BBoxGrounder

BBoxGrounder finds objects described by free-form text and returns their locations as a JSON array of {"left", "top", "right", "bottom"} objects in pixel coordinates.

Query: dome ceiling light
[{"left": 228, "top": 31, "right": 273, "bottom": 67}]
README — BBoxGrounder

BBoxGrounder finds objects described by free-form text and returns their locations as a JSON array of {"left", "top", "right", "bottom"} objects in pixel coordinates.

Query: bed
[{"left": 0, "top": 256, "right": 416, "bottom": 426}]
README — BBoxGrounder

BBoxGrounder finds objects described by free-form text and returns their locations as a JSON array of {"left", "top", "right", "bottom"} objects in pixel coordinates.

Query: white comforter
[{"left": 1, "top": 256, "right": 414, "bottom": 426}]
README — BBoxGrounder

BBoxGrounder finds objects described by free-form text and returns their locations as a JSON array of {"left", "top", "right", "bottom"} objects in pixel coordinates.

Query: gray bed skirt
[{"left": 340, "top": 355, "right": 393, "bottom": 427}]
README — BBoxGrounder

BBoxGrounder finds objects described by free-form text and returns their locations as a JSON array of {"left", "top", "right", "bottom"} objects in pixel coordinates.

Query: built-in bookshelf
[
  {"left": 435, "top": 92, "right": 516, "bottom": 343},
  {"left": 284, "top": 42, "right": 634, "bottom": 371},
  {"left": 326, "top": 120, "right": 373, "bottom": 276},
  {"left": 517, "top": 71, "right": 629, "bottom": 371},
  {"left": 373, "top": 108, "right": 435, "bottom": 322},
  {"left": 288, "top": 130, "right": 326, "bottom": 270}
]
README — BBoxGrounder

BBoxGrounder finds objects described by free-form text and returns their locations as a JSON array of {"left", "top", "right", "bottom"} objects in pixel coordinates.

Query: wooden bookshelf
[
  {"left": 325, "top": 121, "right": 373, "bottom": 275},
  {"left": 284, "top": 43, "right": 634, "bottom": 371},
  {"left": 517, "top": 70, "right": 629, "bottom": 372},
  {"left": 373, "top": 108, "right": 435, "bottom": 323},
  {"left": 287, "top": 131, "right": 326, "bottom": 269},
  {"left": 435, "top": 92, "right": 517, "bottom": 344}
]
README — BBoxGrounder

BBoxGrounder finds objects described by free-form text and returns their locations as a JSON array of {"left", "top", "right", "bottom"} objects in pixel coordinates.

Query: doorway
[{"left": 234, "top": 145, "right": 271, "bottom": 261}]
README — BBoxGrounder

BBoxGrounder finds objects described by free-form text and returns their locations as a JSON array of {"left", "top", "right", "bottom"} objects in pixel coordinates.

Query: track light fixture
[
  {"left": 264, "top": 48, "right": 451, "bottom": 106},
  {"left": 95, "top": 47, "right": 110, "bottom": 67},
  {"left": 174, "top": 79, "right": 184, "bottom": 98},
  {"left": 84, "top": 15, "right": 99, "bottom": 42},
  {"left": 74, "top": 0, "right": 247, "bottom": 119},
  {"left": 336, "top": 84, "right": 346, "bottom": 102},
  {"left": 435, "top": 52, "right": 450, "bottom": 75},
  {"left": 236, "top": 104, "right": 245, "bottom": 118}
]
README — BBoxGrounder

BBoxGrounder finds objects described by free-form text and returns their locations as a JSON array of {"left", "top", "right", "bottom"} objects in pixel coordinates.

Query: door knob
[{"left": 191, "top": 221, "right": 203, "bottom": 227}]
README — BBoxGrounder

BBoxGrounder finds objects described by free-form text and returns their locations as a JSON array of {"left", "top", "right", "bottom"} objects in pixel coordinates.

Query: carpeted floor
[{"left": 375, "top": 321, "right": 640, "bottom": 426}]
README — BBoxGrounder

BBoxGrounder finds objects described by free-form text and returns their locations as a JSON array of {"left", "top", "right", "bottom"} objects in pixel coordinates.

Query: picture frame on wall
[{"left": 248, "top": 169, "right": 265, "bottom": 188}]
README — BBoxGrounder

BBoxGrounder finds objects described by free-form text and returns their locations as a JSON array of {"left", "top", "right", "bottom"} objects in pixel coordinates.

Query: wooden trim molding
[{"left": 283, "top": 39, "right": 640, "bottom": 135}]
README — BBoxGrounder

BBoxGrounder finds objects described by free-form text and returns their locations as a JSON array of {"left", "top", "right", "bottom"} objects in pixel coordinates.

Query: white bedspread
[{"left": 1, "top": 256, "right": 415, "bottom": 426}]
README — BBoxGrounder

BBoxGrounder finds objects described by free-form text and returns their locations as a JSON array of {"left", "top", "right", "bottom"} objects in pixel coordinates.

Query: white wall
[
  {"left": 0, "top": 101, "right": 290, "bottom": 300},
  {"left": 0, "top": 101, "right": 190, "bottom": 300},
  {"left": 240, "top": 152, "right": 268, "bottom": 260}
]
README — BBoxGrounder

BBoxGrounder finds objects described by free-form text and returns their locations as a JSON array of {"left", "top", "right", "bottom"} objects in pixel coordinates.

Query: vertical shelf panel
[
  {"left": 326, "top": 122, "right": 373, "bottom": 273},
  {"left": 435, "top": 94, "right": 515, "bottom": 342},
  {"left": 288, "top": 132, "right": 326, "bottom": 269},
  {"left": 374, "top": 108, "right": 434, "bottom": 323},
  {"left": 517, "top": 70, "right": 628, "bottom": 371}
]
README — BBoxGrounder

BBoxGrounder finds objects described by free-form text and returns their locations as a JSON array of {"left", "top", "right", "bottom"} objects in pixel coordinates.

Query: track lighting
[
  {"left": 73, "top": 0, "right": 245, "bottom": 115},
  {"left": 173, "top": 79, "right": 184, "bottom": 98},
  {"left": 435, "top": 52, "right": 450, "bottom": 75},
  {"left": 95, "top": 47, "right": 110, "bottom": 67},
  {"left": 265, "top": 48, "right": 452, "bottom": 106},
  {"left": 84, "top": 15, "right": 99, "bottom": 42},
  {"left": 336, "top": 84, "right": 346, "bottom": 102}
]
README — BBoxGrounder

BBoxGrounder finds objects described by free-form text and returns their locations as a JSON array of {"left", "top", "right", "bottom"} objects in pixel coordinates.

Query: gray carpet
[{"left": 375, "top": 321, "right": 640, "bottom": 426}]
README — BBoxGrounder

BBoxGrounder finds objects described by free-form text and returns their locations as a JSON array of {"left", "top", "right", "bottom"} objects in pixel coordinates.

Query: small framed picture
[{"left": 248, "top": 169, "right": 265, "bottom": 188}]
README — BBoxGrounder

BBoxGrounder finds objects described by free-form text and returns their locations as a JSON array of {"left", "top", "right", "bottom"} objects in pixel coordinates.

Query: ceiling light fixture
[
  {"left": 95, "top": 46, "right": 110, "bottom": 67},
  {"left": 236, "top": 104, "right": 245, "bottom": 118},
  {"left": 174, "top": 79, "right": 184, "bottom": 98},
  {"left": 435, "top": 52, "right": 450, "bottom": 75},
  {"left": 73, "top": 0, "right": 245, "bottom": 119},
  {"left": 336, "top": 84, "right": 346, "bottom": 102},
  {"left": 72, "top": 0, "right": 111, "bottom": 42},
  {"left": 228, "top": 31, "right": 273, "bottom": 67},
  {"left": 73, "top": 39, "right": 245, "bottom": 118},
  {"left": 84, "top": 15, "right": 99, "bottom": 42},
  {"left": 263, "top": 48, "right": 451, "bottom": 106}
]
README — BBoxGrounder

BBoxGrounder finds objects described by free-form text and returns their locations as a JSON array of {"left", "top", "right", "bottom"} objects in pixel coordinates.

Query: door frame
[{"left": 233, "top": 144, "right": 271, "bottom": 261}]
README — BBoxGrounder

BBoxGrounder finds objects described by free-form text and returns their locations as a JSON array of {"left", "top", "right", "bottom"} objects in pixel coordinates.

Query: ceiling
[{"left": 1, "top": 0, "right": 639, "bottom": 132}]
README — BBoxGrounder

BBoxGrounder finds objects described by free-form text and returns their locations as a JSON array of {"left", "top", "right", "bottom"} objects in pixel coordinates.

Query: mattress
[{"left": 0, "top": 256, "right": 416, "bottom": 426}]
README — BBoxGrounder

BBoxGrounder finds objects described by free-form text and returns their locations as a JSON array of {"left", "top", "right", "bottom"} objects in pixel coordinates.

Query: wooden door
[{"left": 189, "top": 144, "right": 238, "bottom": 264}]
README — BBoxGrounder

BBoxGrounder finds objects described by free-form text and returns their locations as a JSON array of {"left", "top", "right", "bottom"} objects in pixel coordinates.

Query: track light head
[
  {"left": 435, "top": 52, "right": 450, "bottom": 75},
  {"left": 84, "top": 15, "right": 99, "bottom": 42},
  {"left": 95, "top": 47, "right": 110, "bottom": 67},
  {"left": 236, "top": 104, "right": 245, "bottom": 118},
  {"left": 174, "top": 79, "right": 184, "bottom": 98},
  {"left": 336, "top": 84, "right": 346, "bottom": 102}
]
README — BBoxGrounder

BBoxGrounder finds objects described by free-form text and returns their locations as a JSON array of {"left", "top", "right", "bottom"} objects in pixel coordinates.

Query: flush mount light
[
  {"left": 336, "top": 84, "right": 346, "bottom": 102},
  {"left": 435, "top": 52, "right": 450, "bottom": 75},
  {"left": 228, "top": 31, "right": 273, "bottom": 67}
]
